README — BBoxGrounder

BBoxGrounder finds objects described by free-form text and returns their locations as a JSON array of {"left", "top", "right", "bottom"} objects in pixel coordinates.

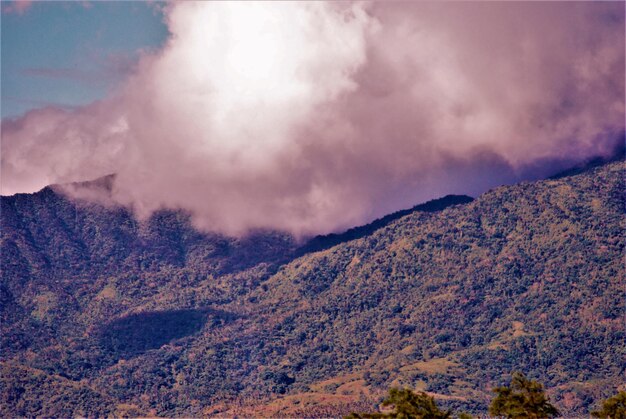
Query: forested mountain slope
[{"left": 1, "top": 160, "right": 624, "bottom": 417}]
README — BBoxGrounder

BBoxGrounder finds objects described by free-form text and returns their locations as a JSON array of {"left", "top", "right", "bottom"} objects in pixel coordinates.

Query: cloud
[
  {"left": 2, "top": 2, "right": 624, "bottom": 236},
  {"left": 20, "top": 52, "right": 140, "bottom": 85},
  {"left": 2, "top": 0, "right": 32, "bottom": 15},
  {"left": 2, "top": 0, "right": 92, "bottom": 15},
  {"left": 2, "top": 95, "right": 79, "bottom": 111},
  {"left": 1, "top": 101, "right": 127, "bottom": 196}
]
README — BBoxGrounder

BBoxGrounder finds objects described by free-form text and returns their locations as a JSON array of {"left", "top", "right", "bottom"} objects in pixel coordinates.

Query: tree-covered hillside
[{"left": 1, "top": 160, "right": 624, "bottom": 417}]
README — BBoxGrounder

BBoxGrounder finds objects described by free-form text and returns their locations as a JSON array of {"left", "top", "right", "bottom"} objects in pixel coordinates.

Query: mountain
[
  {"left": 294, "top": 194, "right": 474, "bottom": 257},
  {"left": 1, "top": 160, "right": 624, "bottom": 417}
]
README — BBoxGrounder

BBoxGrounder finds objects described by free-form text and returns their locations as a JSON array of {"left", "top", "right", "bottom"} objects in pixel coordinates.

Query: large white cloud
[{"left": 2, "top": 2, "right": 624, "bottom": 236}]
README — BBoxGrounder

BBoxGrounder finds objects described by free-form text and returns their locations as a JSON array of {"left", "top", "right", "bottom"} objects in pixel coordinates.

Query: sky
[
  {"left": 1, "top": 1, "right": 624, "bottom": 237},
  {"left": 1, "top": 1, "right": 168, "bottom": 118}
]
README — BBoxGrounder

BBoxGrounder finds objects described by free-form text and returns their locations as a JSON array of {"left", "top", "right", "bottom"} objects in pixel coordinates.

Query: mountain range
[{"left": 1, "top": 158, "right": 624, "bottom": 417}]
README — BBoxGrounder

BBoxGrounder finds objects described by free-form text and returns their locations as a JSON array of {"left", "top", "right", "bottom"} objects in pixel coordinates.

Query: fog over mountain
[{"left": 2, "top": 2, "right": 624, "bottom": 236}]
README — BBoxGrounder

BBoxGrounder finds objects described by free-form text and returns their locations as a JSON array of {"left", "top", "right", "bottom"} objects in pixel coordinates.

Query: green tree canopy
[
  {"left": 489, "top": 372, "right": 559, "bottom": 418},
  {"left": 591, "top": 391, "right": 626, "bottom": 419},
  {"left": 346, "top": 387, "right": 451, "bottom": 419}
]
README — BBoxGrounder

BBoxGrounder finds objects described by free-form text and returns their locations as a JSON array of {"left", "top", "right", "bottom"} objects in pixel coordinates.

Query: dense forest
[{"left": 1, "top": 159, "right": 624, "bottom": 417}]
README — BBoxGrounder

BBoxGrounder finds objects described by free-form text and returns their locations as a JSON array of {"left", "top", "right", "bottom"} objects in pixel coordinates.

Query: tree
[
  {"left": 489, "top": 372, "right": 559, "bottom": 418},
  {"left": 591, "top": 391, "right": 626, "bottom": 419},
  {"left": 346, "top": 387, "right": 451, "bottom": 418}
]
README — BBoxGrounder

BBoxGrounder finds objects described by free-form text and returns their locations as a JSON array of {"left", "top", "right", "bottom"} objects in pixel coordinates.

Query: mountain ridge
[{"left": 1, "top": 158, "right": 624, "bottom": 417}]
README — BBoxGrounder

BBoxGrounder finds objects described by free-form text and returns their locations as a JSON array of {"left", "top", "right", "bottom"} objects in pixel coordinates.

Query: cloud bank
[{"left": 2, "top": 2, "right": 624, "bottom": 236}]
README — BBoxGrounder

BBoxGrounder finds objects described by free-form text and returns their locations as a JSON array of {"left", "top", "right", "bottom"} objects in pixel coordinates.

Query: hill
[{"left": 1, "top": 160, "right": 624, "bottom": 417}]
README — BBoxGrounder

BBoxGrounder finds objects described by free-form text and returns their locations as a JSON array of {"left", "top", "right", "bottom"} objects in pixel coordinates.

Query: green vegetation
[
  {"left": 348, "top": 374, "right": 562, "bottom": 418},
  {"left": 1, "top": 160, "right": 624, "bottom": 417},
  {"left": 347, "top": 387, "right": 451, "bottom": 418},
  {"left": 591, "top": 391, "right": 626, "bottom": 419},
  {"left": 489, "top": 372, "right": 559, "bottom": 418}
]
